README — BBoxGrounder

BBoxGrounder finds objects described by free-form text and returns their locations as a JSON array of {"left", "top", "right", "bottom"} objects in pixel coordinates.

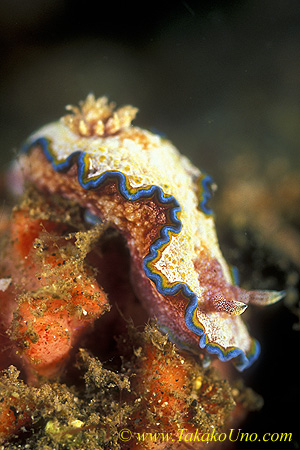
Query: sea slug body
[{"left": 20, "top": 95, "right": 284, "bottom": 371}]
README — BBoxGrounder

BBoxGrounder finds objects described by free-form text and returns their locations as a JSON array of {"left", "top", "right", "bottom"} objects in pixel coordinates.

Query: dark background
[{"left": 0, "top": 1, "right": 299, "bottom": 448}]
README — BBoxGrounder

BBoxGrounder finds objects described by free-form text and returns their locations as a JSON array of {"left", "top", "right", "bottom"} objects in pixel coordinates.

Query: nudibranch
[{"left": 19, "top": 95, "right": 284, "bottom": 371}]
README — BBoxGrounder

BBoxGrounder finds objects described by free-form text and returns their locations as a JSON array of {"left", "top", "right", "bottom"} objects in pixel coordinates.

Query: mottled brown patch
[
  {"left": 21, "top": 148, "right": 174, "bottom": 258},
  {"left": 194, "top": 249, "right": 241, "bottom": 314}
]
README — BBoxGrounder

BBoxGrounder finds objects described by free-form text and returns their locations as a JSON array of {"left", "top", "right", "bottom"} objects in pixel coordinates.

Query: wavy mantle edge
[{"left": 21, "top": 136, "right": 260, "bottom": 371}]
